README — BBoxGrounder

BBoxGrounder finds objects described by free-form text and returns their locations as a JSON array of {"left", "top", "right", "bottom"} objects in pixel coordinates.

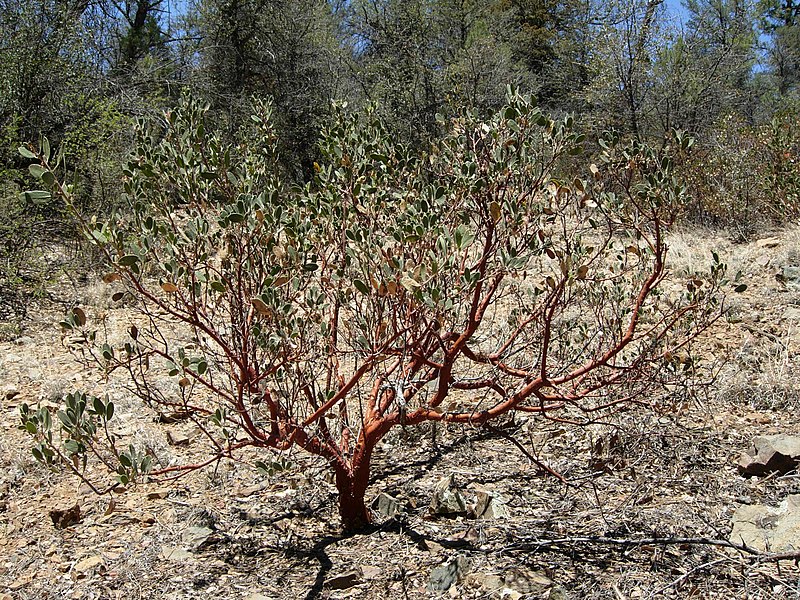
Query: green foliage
[
  {"left": 18, "top": 391, "right": 142, "bottom": 491},
  {"left": 0, "top": 1, "right": 140, "bottom": 327},
  {"left": 677, "top": 106, "right": 800, "bottom": 229},
  {"left": 766, "top": 102, "right": 800, "bottom": 213}
]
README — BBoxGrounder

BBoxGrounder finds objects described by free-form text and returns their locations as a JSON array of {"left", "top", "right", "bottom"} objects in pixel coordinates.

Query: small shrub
[{"left": 23, "top": 91, "right": 723, "bottom": 531}]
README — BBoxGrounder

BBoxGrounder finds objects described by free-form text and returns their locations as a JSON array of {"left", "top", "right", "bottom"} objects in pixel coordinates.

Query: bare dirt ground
[{"left": 2, "top": 226, "right": 800, "bottom": 600}]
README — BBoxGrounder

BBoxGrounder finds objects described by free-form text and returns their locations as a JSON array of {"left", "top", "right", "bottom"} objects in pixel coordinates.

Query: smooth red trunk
[
  {"left": 334, "top": 427, "right": 386, "bottom": 532},
  {"left": 335, "top": 466, "right": 371, "bottom": 532}
]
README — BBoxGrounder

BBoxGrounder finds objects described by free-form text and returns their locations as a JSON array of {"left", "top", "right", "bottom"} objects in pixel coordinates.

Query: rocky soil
[{"left": 2, "top": 226, "right": 800, "bottom": 599}]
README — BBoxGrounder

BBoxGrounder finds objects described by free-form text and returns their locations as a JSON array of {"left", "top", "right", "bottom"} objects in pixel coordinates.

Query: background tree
[
  {"left": 586, "top": 0, "right": 668, "bottom": 138},
  {"left": 0, "top": 0, "right": 128, "bottom": 324},
  {"left": 760, "top": 0, "right": 800, "bottom": 92},
  {"left": 192, "top": 0, "right": 346, "bottom": 178},
  {"left": 650, "top": 0, "right": 757, "bottom": 136},
  {"left": 498, "top": 0, "right": 593, "bottom": 110}
]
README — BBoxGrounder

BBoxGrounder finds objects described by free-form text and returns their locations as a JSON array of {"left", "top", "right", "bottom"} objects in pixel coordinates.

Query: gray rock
[
  {"left": 471, "top": 485, "right": 511, "bottom": 520},
  {"left": 360, "top": 565, "right": 382, "bottom": 580},
  {"left": 160, "top": 546, "right": 194, "bottom": 561},
  {"left": 730, "top": 495, "right": 800, "bottom": 552},
  {"left": 738, "top": 434, "right": 800, "bottom": 476},
  {"left": 472, "top": 573, "right": 504, "bottom": 593},
  {"left": 427, "top": 555, "right": 471, "bottom": 592},
  {"left": 549, "top": 585, "right": 571, "bottom": 600},
  {"left": 430, "top": 474, "right": 467, "bottom": 515},
  {"left": 372, "top": 492, "right": 404, "bottom": 518},
  {"left": 504, "top": 567, "right": 552, "bottom": 596},
  {"left": 781, "top": 266, "right": 800, "bottom": 287},
  {"left": 182, "top": 526, "right": 214, "bottom": 550}
]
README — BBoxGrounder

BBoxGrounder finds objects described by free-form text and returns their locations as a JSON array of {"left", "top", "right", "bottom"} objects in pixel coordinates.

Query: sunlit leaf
[
  {"left": 490, "top": 201, "right": 501, "bottom": 223},
  {"left": 251, "top": 298, "right": 271, "bottom": 315},
  {"left": 72, "top": 307, "right": 86, "bottom": 327}
]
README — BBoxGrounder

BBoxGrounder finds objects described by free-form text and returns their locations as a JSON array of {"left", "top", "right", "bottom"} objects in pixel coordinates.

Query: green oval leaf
[
  {"left": 20, "top": 190, "right": 51, "bottom": 204},
  {"left": 118, "top": 255, "right": 140, "bottom": 267},
  {"left": 353, "top": 279, "right": 369, "bottom": 295}
]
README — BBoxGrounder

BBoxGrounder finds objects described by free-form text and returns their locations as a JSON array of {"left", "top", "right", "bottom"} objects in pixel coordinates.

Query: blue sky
[{"left": 665, "top": 0, "right": 689, "bottom": 22}]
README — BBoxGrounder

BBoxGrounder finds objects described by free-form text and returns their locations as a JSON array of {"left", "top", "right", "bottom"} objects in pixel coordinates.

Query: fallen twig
[
  {"left": 507, "top": 535, "right": 800, "bottom": 563},
  {"left": 482, "top": 422, "right": 571, "bottom": 485},
  {"left": 741, "top": 323, "right": 786, "bottom": 348},
  {"left": 650, "top": 557, "right": 730, "bottom": 596}
]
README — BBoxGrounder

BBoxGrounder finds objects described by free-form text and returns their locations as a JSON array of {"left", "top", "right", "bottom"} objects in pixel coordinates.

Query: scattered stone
[
  {"left": 427, "top": 555, "right": 471, "bottom": 592},
  {"left": 7, "top": 576, "right": 30, "bottom": 591},
  {"left": 49, "top": 504, "right": 81, "bottom": 529},
  {"left": 360, "top": 565, "right": 383, "bottom": 580},
  {"left": 244, "top": 594, "right": 275, "bottom": 600},
  {"left": 372, "top": 492, "right": 404, "bottom": 518},
  {"left": 73, "top": 555, "right": 104, "bottom": 575},
  {"left": 504, "top": 567, "right": 553, "bottom": 596},
  {"left": 756, "top": 236, "right": 781, "bottom": 249},
  {"left": 549, "top": 585, "right": 571, "bottom": 599},
  {"left": 235, "top": 483, "right": 266, "bottom": 497},
  {"left": 738, "top": 434, "right": 800, "bottom": 476},
  {"left": 730, "top": 495, "right": 800, "bottom": 552},
  {"left": 324, "top": 571, "right": 362, "bottom": 590},
  {"left": 430, "top": 474, "right": 467, "bottom": 515},
  {"left": 4, "top": 388, "right": 19, "bottom": 401},
  {"left": 166, "top": 429, "right": 191, "bottom": 446},
  {"left": 779, "top": 266, "right": 800, "bottom": 288},
  {"left": 446, "top": 526, "right": 479, "bottom": 544},
  {"left": 182, "top": 526, "right": 214, "bottom": 550},
  {"left": 466, "top": 573, "right": 503, "bottom": 594},
  {"left": 146, "top": 488, "right": 171, "bottom": 500},
  {"left": 470, "top": 485, "right": 511, "bottom": 519},
  {"left": 160, "top": 546, "right": 193, "bottom": 561},
  {"left": 424, "top": 540, "right": 446, "bottom": 554},
  {"left": 156, "top": 410, "right": 193, "bottom": 424}
]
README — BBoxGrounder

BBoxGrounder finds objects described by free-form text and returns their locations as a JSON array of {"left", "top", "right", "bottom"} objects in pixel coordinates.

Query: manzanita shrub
[{"left": 21, "top": 91, "right": 723, "bottom": 531}]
